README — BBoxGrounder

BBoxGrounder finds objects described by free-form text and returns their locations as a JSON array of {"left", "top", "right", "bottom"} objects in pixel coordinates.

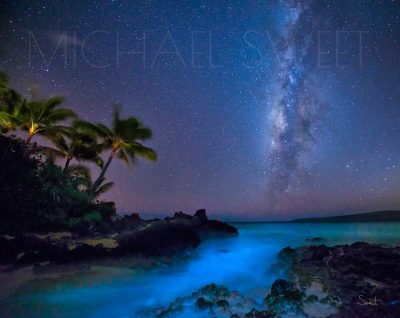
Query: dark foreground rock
[
  {"left": 264, "top": 279, "right": 304, "bottom": 315},
  {"left": 155, "top": 242, "right": 400, "bottom": 317},
  {"left": 155, "top": 283, "right": 261, "bottom": 318},
  {"left": 0, "top": 209, "right": 237, "bottom": 270},
  {"left": 116, "top": 222, "right": 201, "bottom": 256},
  {"left": 155, "top": 280, "right": 305, "bottom": 318},
  {"left": 276, "top": 242, "right": 400, "bottom": 318}
]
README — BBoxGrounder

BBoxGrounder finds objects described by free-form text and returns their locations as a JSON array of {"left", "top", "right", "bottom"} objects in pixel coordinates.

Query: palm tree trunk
[
  {"left": 26, "top": 134, "right": 33, "bottom": 144},
  {"left": 63, "top": 157, "right": 72, "bottom": 173},
  {"left": 89, "top": 149, "right": 116, "bottom": 200}
]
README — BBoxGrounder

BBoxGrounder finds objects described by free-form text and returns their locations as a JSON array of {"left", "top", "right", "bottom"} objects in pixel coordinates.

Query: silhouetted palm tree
[
  {"left": 19, "top": 95, "right": 77, "bottom": 143},
  {"left": 45, "top": 122, "right": 104, "bottom": 172},
  {"left": 75, "top": 106, "right": 156, "bottom": 199},
  {"left": 67, "top": 164, "right": 114, "bottom": 200},
  {"left": 0, "top": 71, "right": 23, "bottom": 133}
]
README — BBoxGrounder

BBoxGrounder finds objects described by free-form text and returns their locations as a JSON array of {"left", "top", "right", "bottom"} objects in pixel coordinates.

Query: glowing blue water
[{"left": 2, "top": 222, "right": 400, "bottom": 318}]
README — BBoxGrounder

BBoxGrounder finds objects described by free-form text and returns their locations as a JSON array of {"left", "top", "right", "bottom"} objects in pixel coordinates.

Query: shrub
[
  {"left": 83, "top": 211, "right": 102, "bottom": 223},
  {"left": 68, "top": 217, "right": 81, "bottom": 229},
  {"left": 0, "top": 135, "right": 45, "bottom": 232},
  {"left": 0, "top": 135, "right": 116, "bottom": 233}
]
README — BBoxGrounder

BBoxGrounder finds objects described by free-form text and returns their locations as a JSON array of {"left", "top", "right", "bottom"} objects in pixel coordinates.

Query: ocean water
[{"left": 1, "top": 222, "right": 400, "bottom": 318}]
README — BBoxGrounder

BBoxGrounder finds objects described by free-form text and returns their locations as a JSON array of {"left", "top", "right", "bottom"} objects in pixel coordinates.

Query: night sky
[{"left": 1, "top": 0, "right": 400, "bottom": 220}]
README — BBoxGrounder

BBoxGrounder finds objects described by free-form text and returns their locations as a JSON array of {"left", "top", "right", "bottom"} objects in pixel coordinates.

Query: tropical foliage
[
  {"left": 75, "top": 106, "right": 156, "bottom": 198},
  {"left": 44, "top": 122, "right": 104, "bottom": 172},
  {"left": 0, "top": 71, "right": 23, "bottom": 133},
  {"left": 0, "top": 71, "right": 156, "bottom": 233},
  {"left": 20, "top": 95, "right": 77, "bottom": 144}
]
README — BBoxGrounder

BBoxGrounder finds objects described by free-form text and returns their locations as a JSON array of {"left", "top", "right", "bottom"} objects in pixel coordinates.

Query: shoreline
[
  {"left": 0, "top": 209, "right": 238, "bottom": 273},
  {"left": 152, "top": 241, "right": 400, "bottom": 317},
  {"left": 2, "top": 222, "right": 400, "bottom": 317}
]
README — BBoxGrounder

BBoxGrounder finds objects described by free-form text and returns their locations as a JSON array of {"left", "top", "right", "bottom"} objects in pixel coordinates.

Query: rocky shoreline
[
  {"left": 153, "top": 242, "right": 400, "bottom": 317},
  {"left": 2, "top": 217, "right": 399, "bottom": 318},
  {"left": 276, "top": 241, "right": 400, "bottom": 317},
  {"left": 0, "top": 209, "right": 238, "bottom": 273}
]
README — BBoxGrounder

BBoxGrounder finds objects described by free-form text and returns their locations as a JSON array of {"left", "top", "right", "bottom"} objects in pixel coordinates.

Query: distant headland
[{"left": 292, "top": 210, "right": 400, "bottom": 223}]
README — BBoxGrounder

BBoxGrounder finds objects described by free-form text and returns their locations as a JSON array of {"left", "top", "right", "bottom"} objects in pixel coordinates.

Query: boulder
[
  {"left": 156, "top": 299, "right": 184, "bottom": 318},
  {"left": 156, "top": 283, "right": 256, "bottom": 317},
  {"left": 0, "top": 209, "right": 238, "bottom": 268},
  {"left": 68, "top": 243, "right": 108, "bottom": 261},
  {"left": 281, "top": 242, "right": 400, "bottom": 318},
  {"left": 195, "top": 297, "right": 214, "bottom": 310},
  {"left": 116, "top": 222, "right": 201, "bottom": 256},
  {"left": 277, "top": 246, "right": 295, "bottom": 263},
  {"left": 245, "top": 308, "right": 276, "bottom": 318},
  {"left": 264, "top": 279, "right": 304, "bottom": 315},
  {"left": 113, "top": 213, "right": 144, "bottom": 232},
  {"left": 194, "top": 209, "right": 208, "bottom": 223},
  {"left": 173, "top": 211, "right": 193, "bottom": 220},
  {"left": 203, "top": 220, "right": 238, "bottom": 234},
  {"left": 216, "top": 299, "right": 229, "bottom": 310},
  {"left": 129, "top": 212, "right": 141, "bottom": 221},
  {"left": 199, "top": 283, "right": 230, "bottom": 299},
  {"left": 304, "top": 294, "right": 318, "bottom": 303}
]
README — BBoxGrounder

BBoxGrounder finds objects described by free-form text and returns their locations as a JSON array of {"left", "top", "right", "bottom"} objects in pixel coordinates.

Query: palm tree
[
  {"left": 19, "top": 95, "right": 77, "bottom": 143},
  {"left": 44, "top": 122, "right": 104, "bottom": 172},
  {"left": 76, "top": 107, "right": 156, "bottom": 199},
  {"left": 67, "top": 164, "right": 114, "bottom": 200},
  {"left": 0, "top": 71, "right": 23, "bottom": 133}
]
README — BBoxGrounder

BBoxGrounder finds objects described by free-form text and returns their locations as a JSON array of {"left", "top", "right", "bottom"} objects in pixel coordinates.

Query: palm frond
[
  {"left": 96, "top": 123, "right": 114, "bottom": 139},
  {"left": 124, "top": 142, "right": 157, "bottom": 162},
  {"left": 45, "top": 108, "right": 77, "bottom": 122},
  {"left": 0, "top": 71, "right": 9, "bottom": 85},
  {"left": 36, "top": 145, "right": 66, "bottom": 160},
  {"left": 67, "top": 164, "right": 91, "bottom": 181},
  {"left": 50, "top": 135, "right": 70, "bottom": 153},
  {"left": 40, "top": 96, "right": 65, "bottom": 114},
  {"left": 95, "top": 181, "right": 114, "bottom": 196},
  {"left": 93, "top": 155, "right": 104, "bottom": 168},
  {"left": 117, "top": 148, "right": 131, "bottom": 167},
  {"left": 74, "top": 120, "right": 112, "bottom": 139}
]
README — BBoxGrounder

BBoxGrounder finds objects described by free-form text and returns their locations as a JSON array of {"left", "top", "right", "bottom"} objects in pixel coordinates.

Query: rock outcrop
[
  {"left": 263, "top": 279, "right": 304, "bottom": 315},
  {"left": 116, "top": 221, "right": 201, "bottom": 257},
  {"left": 276, "top": 242, "right": 400, "bottom": 318},
  {"left": 0, "top": 209, "right": 238, "bottom": 270},
  {"left": 156, "top": 283, "right": 260, "bottom": 318},
  {"left": 154, "top": 242, "right": 400, "bottom": 318}
]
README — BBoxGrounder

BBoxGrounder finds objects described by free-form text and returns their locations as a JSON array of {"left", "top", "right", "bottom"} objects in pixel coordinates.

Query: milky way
[
  {"left": 1, "top": 0, "right": 400, "bottom": 219},
  {"left": 265, "top": 1, "right": 327, "bottom": 210}
]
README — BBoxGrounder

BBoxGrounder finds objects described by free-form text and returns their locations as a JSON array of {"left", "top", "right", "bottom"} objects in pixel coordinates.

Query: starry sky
[{"left": 1, "top": 0, "right": 400, "bottom": 220}]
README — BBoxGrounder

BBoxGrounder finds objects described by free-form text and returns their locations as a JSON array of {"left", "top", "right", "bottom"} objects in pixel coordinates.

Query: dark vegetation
[
  {"left": 0, "top": 134, "right": 116, "bottom": 232},
  {"left": 0, "top": 210, "right": 238, "bottom": 269},
  {"left": 0, "top": 70, "right": 156, "bottom": 233}
]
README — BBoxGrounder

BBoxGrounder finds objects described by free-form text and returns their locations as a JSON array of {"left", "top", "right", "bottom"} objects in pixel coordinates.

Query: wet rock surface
[
  {"left": 0, "top": 210, "right": 238, "bottom": 270},
  {"left": 277, "top": 242, "right": 400, "bottom": 318},
  {"left": 155, "top": 242, "right": 400, "bottom": 317},
  {"left": 116, "top": 221, "right": 201, "bottom": 257},
  {"left": 156, "top": 283, "right": 260, "bottom": 318},
  {"left": 155, "top": 280, "right": 308, "bottom": 318},
  {"left": 263, "top": 279, "right": 305, "bottom": 315}
]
